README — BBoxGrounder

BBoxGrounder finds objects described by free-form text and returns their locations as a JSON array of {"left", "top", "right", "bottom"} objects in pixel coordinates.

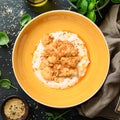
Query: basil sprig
[{"left": 0, "top": 71, "right": 17, "bottom": 90}]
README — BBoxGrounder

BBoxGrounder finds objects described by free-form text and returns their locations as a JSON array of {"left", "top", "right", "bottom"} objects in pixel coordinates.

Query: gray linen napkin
[{"left": 77, "top": 5, "right": 120, "bottom": 120}]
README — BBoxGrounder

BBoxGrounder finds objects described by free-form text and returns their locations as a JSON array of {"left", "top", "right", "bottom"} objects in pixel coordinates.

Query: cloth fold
[{"left": 77, "top": 5, "right": 120, "bottom": 120}]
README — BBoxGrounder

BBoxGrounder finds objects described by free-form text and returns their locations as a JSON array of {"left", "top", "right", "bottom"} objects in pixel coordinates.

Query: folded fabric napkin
[{"left": 77, "top": 5, "right": 120, "bottom": 120}]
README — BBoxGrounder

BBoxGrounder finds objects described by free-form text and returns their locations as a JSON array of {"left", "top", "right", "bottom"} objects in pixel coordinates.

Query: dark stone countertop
[{"left": 0, "top": 0, "right": 111, "bottom": 120}]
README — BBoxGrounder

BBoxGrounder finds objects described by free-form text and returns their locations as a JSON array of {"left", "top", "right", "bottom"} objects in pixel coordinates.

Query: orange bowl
[{"left": 12, "top": 10, "right": 109, "bottom": 108}]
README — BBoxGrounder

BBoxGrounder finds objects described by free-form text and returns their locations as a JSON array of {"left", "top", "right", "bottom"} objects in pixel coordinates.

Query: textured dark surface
[{"left": 0, "top": 0, "right": 110, "bottom": 120}]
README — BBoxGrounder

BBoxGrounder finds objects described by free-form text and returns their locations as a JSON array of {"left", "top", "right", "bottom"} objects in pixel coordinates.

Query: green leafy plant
[
  {"left": 20, "top": 13, "right": 32, "bottom": 27},
  {"left": 46, "top": 110, "right": 70, "bottom": 120},
  {"left": 0, "top": 32, "right": 9, "bottom": 47},
  {"left": 69, "top": 0, "right": 120, "bottom": 22},
  {"left": 0, "top": 71, "right": 17, "bottom": 90},
  {"left": 69, "top": 0, "right": 103, "bottom": 22}
]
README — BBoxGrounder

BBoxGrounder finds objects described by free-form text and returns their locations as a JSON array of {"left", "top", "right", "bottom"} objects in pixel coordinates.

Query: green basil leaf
[
  {"left": 77, "top": 0, "right": 88, "bottom": 14},
  {"left": 47, "top": 117, "right": 52, "bottom": 120},
  {"left": 0, "top": 79, "right": 11, "bottom": 89},
  {"left": 76, "top": 0, "right": 82, "bottom": 8},
  {"left": 46, "top": 112, "right": 54, "bottom": 118},
  {"left": 98, "top": 0, "right": 107, "bottom": 6},
  {"left": 111, "top": 0, "right": 120, "bottom": 3},
  {"left": 88, "top": 1, "right": 96, "bottom": 11},
  {"left": 20, "top": 13, "right": 32, "bottom": 27},
  {"left": 0, "top": 32, "right": 9, "bottom": 46},
  {"left": 87, "top": 0, "right": 92, "bottom": 3},
  {"left": 87, "top": 10, "right": 96, "bottom": 22},
  {"left": 0, "top": 79, "right": 17, "bottom": 90}
]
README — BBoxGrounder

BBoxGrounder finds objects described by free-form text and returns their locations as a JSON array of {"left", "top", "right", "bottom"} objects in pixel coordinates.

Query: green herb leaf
[
  {"left": 47, "top": 117, "right": 52, "bottom": 120},
  {"left": 111, "top": 0, "right": 120, "bottom": 3},
  {"left": 46, "top": 112, "right": 54, "bottom": 118},
  {"left": 0, "top": 32, "right": 9, "bottom": 46},
  {"left": 87, "top": 10, "right": 96, "bottom": 22},
  {"left": 20, "top": 13, "right": 32, "bottom": 27},
  {"left": 0, "top": 79, "right": 18, "bottom": 90},
  {"left": 54, "top": 110, "right": 69, "bottom": 120},
  {"left": 45, "top": 110, "right": 70, "bottom": 120},
  {"left": 77, "top": 0, "right": 88, "bottom": 15},
  {"left": 76, "top": 0, "right": 82, "bottom": 8},
  {"left": 98, "top": 0, "right": 106, "bottom": 6},
  {"left": 88, "top": 1, "right": 96, "bottom": 11},
  {"left": 0, "top": 79, "right": 11, "bottom": 89}
]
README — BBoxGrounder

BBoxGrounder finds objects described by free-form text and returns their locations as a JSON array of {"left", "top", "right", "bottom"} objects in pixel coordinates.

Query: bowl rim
[{"left": 12, "top": 10, "right": 110, "bottom": 108}]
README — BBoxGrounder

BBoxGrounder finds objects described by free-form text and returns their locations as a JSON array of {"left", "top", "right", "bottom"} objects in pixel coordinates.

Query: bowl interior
[{"left": 12, "top": 10, "right": 109, "bottom": 108}]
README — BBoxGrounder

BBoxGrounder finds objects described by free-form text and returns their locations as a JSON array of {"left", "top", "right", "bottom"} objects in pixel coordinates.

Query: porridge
[{"left": 32, "top": 31, "right": 90, "bottom": 89}]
